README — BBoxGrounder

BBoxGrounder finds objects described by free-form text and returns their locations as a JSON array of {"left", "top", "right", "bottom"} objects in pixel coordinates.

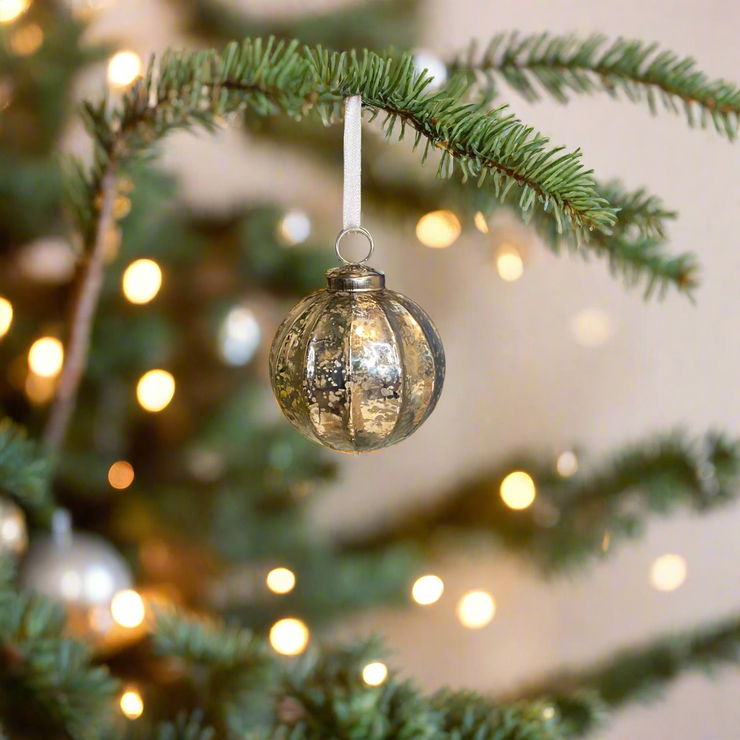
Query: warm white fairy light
[
  {"left": 0, "top": 297, "right": 13, "bottom": 337},
  {"left": 120, "top": 688, "right": 144, "bottom": 719},
  {"left": 495, "top": 243, "right": 524, "bottom": 282},
  {"left": 111, "top": 589, "right": 146, "bottom": 628},
  {"left": 474, "top": 211, "right": 489, "bottom": 234},
  {"left": 0, "top": 0, "right": 29, "bottom": 24},
  {"left": 411, "top": 574, "right": 444, "bottom": 605},
  {"left": 650, "top": 554, "right": 687, "bottom": 592},
  {"left": 108, "top": 51, "right": 142, "bottom": 87},
  {"left": 136, "top": 370, "right": 175, "bottom": 412},
  {"left": 457, "top": 590, "right": 496, "bottom": 629},
  {"left": 266, "top": 567, "right": 296, "bottom": 594},
  {"left": 412, "top": 50, "right": 448, "bottom": 89},
  {"left": 416, "top": 210, "right": 461, "bottom": 249},
  {"left": 278, "top": 210, "right": 312, "bottom": 246},
  {"left": 362, "top": 661, "right": 388, "bottom": 686},
  {"left": 9, "top": 22, "right": 43, "bottom": 55},
  {"left": 219, "top": 306, "right": 261, "bottom": 366},
  {"left": 122, "top": 259, "right": 162, "bottom": 304},
  {"left": 570, "top": 308, "right": 613, "bottom": 348},
  {"left": 500, "top": 471, "right": 536, "bottom": 510},
  {"left": 108, "top": 461, "right": 134, "bottom": 489},
  {"left": 28, "top": 337, "right": 64, "bottom": 378},
  {"left": 269, "top": 618, "right": 309, "bottom": 656},
  {"left": 556, "top": 451, "right": 578, "bottom": 477}
]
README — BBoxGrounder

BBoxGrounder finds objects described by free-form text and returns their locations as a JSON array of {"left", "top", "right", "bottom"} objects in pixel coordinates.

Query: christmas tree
[{"left": 1, "top": 0, "right": 740, "bottom": 737}]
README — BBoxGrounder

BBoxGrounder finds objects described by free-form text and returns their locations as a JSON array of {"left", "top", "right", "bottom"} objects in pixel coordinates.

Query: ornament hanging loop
[{"left": 335, "top": 226, "right": 374, "bottom": 265}]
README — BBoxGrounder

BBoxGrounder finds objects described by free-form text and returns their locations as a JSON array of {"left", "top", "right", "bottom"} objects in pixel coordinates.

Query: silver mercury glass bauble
[{"left": 270, "top": 235, "right": 445, "bottom": 453}]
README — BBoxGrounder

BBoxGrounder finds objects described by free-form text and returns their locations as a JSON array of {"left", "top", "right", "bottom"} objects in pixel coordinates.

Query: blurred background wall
[{"left": 70, "top": 0, "right": 740, "bottom": 737}]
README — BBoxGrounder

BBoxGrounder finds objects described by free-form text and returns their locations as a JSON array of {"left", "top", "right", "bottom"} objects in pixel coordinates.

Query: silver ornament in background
[
  {"left": 20, "top": 509, "right": 132, "bottom": 611},
  {"left": 0, "top": 497, "right": 27, "bottom": 556},
  {"left": 270, "top": 229, "right": 445, "bottom": 453}
]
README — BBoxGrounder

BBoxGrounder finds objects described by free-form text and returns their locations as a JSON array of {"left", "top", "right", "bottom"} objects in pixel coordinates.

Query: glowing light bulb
[
  {"left": 474, "top": 211, "right": 489, "bottom": 234},
  {"left": 266, "top": 567, "right": 296, "bottom": 594},
  {"left": 457, "top": 590, "right": 496, "bottom": 629},
  {"left": 411, "top": 575, "right": 444, "bottom": 605},
  {"left": 269, "top": 618, "right": 309, "bottom": 656},
  {"left": 0, "top": 0, "right": 30, "bottom": 24},
  {"left": 556, "top": 451, "right": 578, "bottom": 477},
  {"left": 108, "top": 461, "right": 134, "bottom": 489},
  {"left": 362, "top": 661, "right": 388, "bottom": 686},
  {"left": 650, "top": 554, "right": 687, "bottom": 592},
  {"left": 28, "top": 337, "right": 63, "bottom": 378},
  {"left": 500, "top": 471, "right": 536, "bottom": 510},
  {"left": 416, "top": 210, "right": 461, "bottom": 249},
  {"left": 108, "top": 51, "right": 142, "bottom": 87},
  {"left": 111, "top": 590, "right": 146, "bottom": 628},
  {"left": 570, "top": 308, "right": 613, "bottom": 348},
  {"left": 278, "top": 210, "right": 312, "bottom": 245},
  {"left": 136, "top": 370, "right": 175, "bottom": 412},
  {"left": 120, "top": 689, "right": 144, "bottom": 719},
  {"left": 0, "top": 297, "right": 13, "bottom": 337},
  {"left": 122, "top": 259, "right": 162, "bottom": 304},
  {"left": 495, "top": 243, "right": 524, "bottom": 282}
]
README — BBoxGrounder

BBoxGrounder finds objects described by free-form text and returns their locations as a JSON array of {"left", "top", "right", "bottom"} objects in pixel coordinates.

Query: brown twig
[{"left": 43, "top": 166, "right": 118, "bottom": 453}]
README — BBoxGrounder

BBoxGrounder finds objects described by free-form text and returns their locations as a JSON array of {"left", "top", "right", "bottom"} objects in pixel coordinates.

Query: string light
[
  {"left": 0, "top": 0, "right": 29, "bottom": 24},
  {"left": 108, "top": 461, "right": 134, "bottom": 489},
  {"left": 136, "top": 370, "right": 175, "bottom": 412},
  {"left": 28, "top": 337, "right": 64, "bottom": 378},
  {"left": 266, "top": 567, "right": 296, "bottom": 594},
  {"left": 570, "top": 308, "right": 613, "bottom": 348},
  {"left": 416, "top": 210, "right": 461, "bottom": 249},
  {"left": 500, "top": 471, "right": 536, "bottom": 510},
  {"left": 556, "top": 451, "right": 578, "bottom": 477},
  {"left": 107, "top": 51, "right": 142, "bottom": 87},
  {"left": 362, "top": 661, "right": 388, "bottom": 686},
  {"left": 474, "top": 211, "right": 489, "bottom": 234},
  {"left": 457, "top": 590, "right": 496, "bottom": 629},
  {"left": 122, "top": 259, "right": 162, "bottom": 304},
  {"left": 269, "top": 618, "right": 309, "bottom": 656},
  {"left": 495, "top": 243, "right": 524, "bottom": 282},
  {"left": 9, "top": 22, "right": 43, "bottom": 55},
  {"left": 111, "top": 589, "right": 146, "bottom": 628},
  {"left": 0, "top": 297, "right": 12, "bottom": 337},
  {"left": 411, "top": 574, "right": 444, "bottom": 605},
  {"left": 278, "top": 210, "right": 312, "bottom": 246},
  {"left": 120, "top": 688, "right": 144, "bottom": 719},
  {"left": 218, "top": 306, "right": 261, "bottom": 366},
  {"left": 650, "top": 554, "right": 687, "bottom": 592}
]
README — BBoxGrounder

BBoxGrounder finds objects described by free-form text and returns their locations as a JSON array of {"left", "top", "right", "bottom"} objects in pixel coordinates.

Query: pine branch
[
  {"left": 154, "top": 712, "right": 215, "bottom": 740},
  {"left": 451, "top": 33, "right": 740, "bottom": 139},
  {"left": 518, "top": 612, "right": 740, "bottom": 736},
  {"left": 341, "top": 429, "right": 740, "bottom": 574},
  {"left": 0, "top": 419, "right": 54, "bottom": 525}
]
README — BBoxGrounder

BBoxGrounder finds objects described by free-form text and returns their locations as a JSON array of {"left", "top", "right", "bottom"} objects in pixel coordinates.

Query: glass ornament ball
[{"left": 270, "top": 263, "right": 445, "bottom": 453}]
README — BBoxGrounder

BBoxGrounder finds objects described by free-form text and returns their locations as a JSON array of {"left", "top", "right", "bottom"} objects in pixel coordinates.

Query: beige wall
[{"left": 82, "top": 1, "right": 740, "bottom": 737}]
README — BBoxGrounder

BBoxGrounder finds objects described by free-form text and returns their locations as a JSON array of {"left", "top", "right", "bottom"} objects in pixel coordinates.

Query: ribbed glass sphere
[{"left": 270, "top": 265, "right": 445, "bottom": 453}]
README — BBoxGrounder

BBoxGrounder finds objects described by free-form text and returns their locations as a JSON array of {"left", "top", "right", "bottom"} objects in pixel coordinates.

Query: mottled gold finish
[{"left": 270, "top": 264, "right": 445, "bottom": 453}]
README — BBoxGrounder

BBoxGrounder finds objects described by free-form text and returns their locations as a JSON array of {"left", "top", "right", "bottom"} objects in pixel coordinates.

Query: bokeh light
[
  {"left": 412, "top": 50, "right": 448, "bottom": 89},
  {"left": 120, "top": 689, "right": 144, "bottom": 719},
  {"left": 278, "top": 210, "right": 312, "bottom": 245},
  {"left": 0, "top": 297, "right": 13, "bottom": 337},
  {"left": 362, "top": 661, "right": 388, "bottom": 686},
  {"left": 495, "top": 243, "right": 524, "bottom": 282},
  {"left": 28, "top": 337, "right": 64, "bottom": 378},
  {"left": 122, "top": 259, "right": 162, "bottom": 304},
  {"left": 411, "top": 575, "right": 444, "bottom": 605},
  {"left": 9, "top": 22, "right": 42, "bottom": 55},
  {"left": 570, "top": 308, "right": 613, "bottom": 348},
  {"left": 500, "top": 471, "right": 536, "bottom": 510},
  {"left": 136, "top": 370, "right": 175, "bottom": 412},
  {"left": 108, "top": 461, "right": 134, "bottom": 489},
  {"left": 457, "top": 590, "right": 496, "bottom": 629},
  {"left": 0, "top": 0, "right": 30, "bottom": 24},
  {"left": 650, "top": 554, "right": 687, "bottom": 592},
  {"left": 266, "top": 567, "right": 296, "bottom": 594},
  {"left": 474, "top": 211, "right": 489, "bottom": 234},
  {"left": 108, "top": 51, "right": 142, "bottom": 87},
  {"left": 111, "top": 590, "right": 146, "bottom": 628},
  {"left": 556, "top": 451, "right": 578, "bottom": 477},
  {"left": 219, "top": 306, "right": 261, "bottom": 366},
  {"left": 269, "top": 618, "right": 309, "bottom": 656},
  {"left": 416, "top": 210, "right": 461, "bottom": 249}
]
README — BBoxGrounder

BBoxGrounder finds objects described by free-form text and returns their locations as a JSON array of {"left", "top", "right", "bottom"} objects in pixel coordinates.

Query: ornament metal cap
[{"left": 326, "top": 264, "right": 385, "bottom": 292}]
